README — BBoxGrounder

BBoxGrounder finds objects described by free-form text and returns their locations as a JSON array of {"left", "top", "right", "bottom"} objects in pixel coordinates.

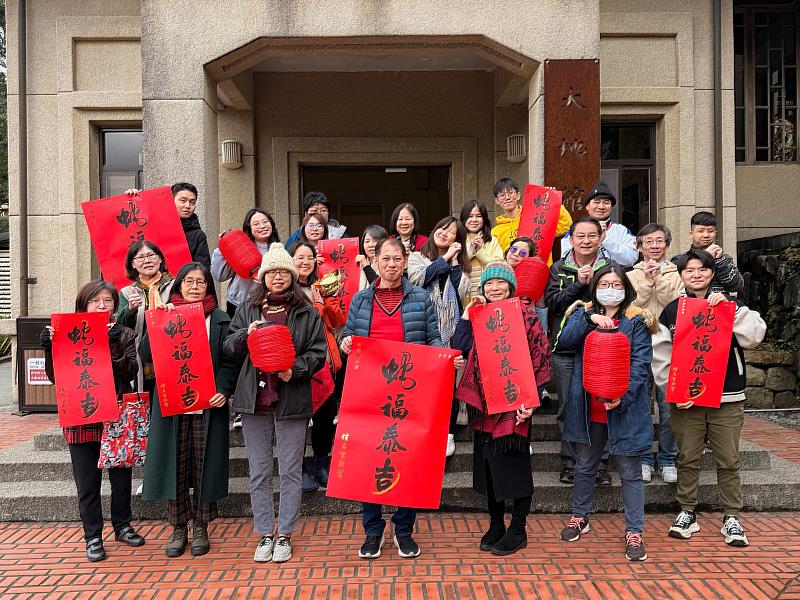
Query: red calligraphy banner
[
  {"left": 469, "top": 298, "right": 540, "bottom": 414},
  {"left": 516, "top": 185, "right": 563, "bottom": 262},
  {"left": 666, "top": 297, "right": 736, "bottom": 408},
  {"left": 145, "top": 304, "right": 217, "bottom": 417},
  {"left": 317, "top": 237, "right": 360, "bottom": 318},
  {"left": 326, "top": 337, "right": 460, "bottom": 509},
  {"left": 82, "top": 186, "right": 192, "bottom": 289},
  {"left": 51, "top": 312, "right": 119, "bottom": 427}
]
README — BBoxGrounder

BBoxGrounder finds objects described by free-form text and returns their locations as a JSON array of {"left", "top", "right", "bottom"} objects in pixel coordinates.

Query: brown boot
[{"left": 191, "top": 522, "right": 210, "bottom": 556}]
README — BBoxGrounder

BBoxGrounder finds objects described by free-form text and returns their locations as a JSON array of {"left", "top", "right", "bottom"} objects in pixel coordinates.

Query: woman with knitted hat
[
  {"left": 453, "top": 260, "right": 552, "bottom": 556},
  {"left": 224, "top": 242, "right": 327, "bottom": 564}
]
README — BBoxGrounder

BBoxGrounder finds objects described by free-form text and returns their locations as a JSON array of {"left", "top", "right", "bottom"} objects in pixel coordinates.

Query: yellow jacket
[{"left": 492, "top": 204, "right": 573, "bottom": 265}]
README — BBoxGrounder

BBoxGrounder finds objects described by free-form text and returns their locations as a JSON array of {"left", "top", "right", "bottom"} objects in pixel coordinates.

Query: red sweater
[{"left": 369, "top": 284, "right": 405, "bottom": 342}]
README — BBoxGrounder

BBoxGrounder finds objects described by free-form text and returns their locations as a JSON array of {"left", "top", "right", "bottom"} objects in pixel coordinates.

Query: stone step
[
  {"left": 0, "top": 439, "right": 773, "bottom": 483},
  {"left": 1, "top": 455, "right": 798, "bottom": 521}
]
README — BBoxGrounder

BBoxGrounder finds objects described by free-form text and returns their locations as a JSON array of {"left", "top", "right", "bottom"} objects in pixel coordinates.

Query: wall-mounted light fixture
[
  {"left": 506, "top": 134, "right": 527, "bottom": 163},
  {"left": 221, "top": 140, "right": 243, "bottom": 169}
]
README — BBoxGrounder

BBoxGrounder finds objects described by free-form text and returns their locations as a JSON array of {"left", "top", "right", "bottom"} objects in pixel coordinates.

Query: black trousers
[
  {"left": 68, "top": 442, "right": 133, "bottom": 541},
  {"left": 311, "top": 361, "right": 345, "bottom": 457}
]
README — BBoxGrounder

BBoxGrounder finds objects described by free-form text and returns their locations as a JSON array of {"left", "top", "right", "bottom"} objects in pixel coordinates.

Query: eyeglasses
[
  {"left": 573, "top": 234, "right": 600, "bottom": 242},
  {"left": 308, "top": 207, "right": 329, "bottom": 215},
  {"left": 305, "top": 223, "right": 325, "bottom": 230},
  {"left": 508, "top": 246, "right": 529, "bottom": 257},
  {"left": 496, "top": 191, "right": 517, "bottom": 199},
  {"left": 88, "top": 297, "right": 115, "bottom": 307},
  {"left": 642, "top": 239, "right": 667, "bottom": 247},
  {"left": 265, "top": 270, "right": 291, "bottom": 280},
  {"left": 597, "top": 282, "right": 625, "bottom": 290},
  {"left": 182, "top": 278, "right": 208, "bottom": 288},
  {"left": 133, "top": 252, "right": 159, "bottom": 263}
]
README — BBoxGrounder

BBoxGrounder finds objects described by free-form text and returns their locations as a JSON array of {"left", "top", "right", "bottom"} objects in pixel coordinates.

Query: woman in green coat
[{"left": 140, "top": 262, "right": 239, "bottom": 558}]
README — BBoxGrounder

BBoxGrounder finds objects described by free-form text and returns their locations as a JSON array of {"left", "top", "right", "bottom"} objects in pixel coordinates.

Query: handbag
[
  {"left": 98, "top": 392, "right": 150, "bottom": 469},
  {"left": 310, "top": 366, "right": 335, "bottom": 414}
]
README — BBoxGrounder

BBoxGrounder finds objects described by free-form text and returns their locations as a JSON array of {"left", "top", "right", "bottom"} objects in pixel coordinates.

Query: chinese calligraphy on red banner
[
  {"left": 145, "top": 304, "right": 217, "bottom": 417},
  {"left": 317, "top": 237, "right": 360, "bottom": 318},
  {"left": 516, "top": 185, "right": 563, "bottom": 262},
  {"left": 469, "top": 298, "right": 540, "bottom": 414},
  {"left": 51, "top": 312, "right": 119, "bottom": 427},
  {"left": 326, "top": 337, "right": 459, "bottom": 509},
  {"left": 82, "top": 187, "right": 192, "bottom": 289},
  {"left": 666, "top": 297, "right": 735, "bottom": 408}
]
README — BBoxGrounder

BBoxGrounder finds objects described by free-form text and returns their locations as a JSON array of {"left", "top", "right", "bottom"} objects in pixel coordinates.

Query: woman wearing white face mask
[{"left": 554, "top": 263, "right": 657, "bottom": 563}]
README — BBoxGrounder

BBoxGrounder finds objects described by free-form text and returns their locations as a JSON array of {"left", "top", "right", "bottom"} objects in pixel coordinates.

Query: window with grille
[{"left": 734, "top": 7, "right": 798, "bottom": 163}]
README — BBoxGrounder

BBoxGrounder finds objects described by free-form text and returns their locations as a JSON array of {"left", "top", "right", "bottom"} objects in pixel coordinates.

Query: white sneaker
[
  {"left": 721, "top": 515, "right": 749, "bottom": 547},
  {"left": 272, "top": 536, "right": 293, "bottom": 562},
  {"left": 232, "top": 414, "right": 242, "bottom": 429},
  {"left": 529, "top": 444, "right": 534, "bottom": 456},
  {"left": 660, "top": 466, "right": 678, "bottom": 483},
  {"left": 446, "top": 434, "right": 456, "bottom": 457},
  {"left": 641, "top": 464, "right": 652, "bottom": 483},
  {"left": 254, "top": 536, "right": 274, "bottom": 562},
  {"left": 135, "top": 483, "right": 143, "bottom": 496}
]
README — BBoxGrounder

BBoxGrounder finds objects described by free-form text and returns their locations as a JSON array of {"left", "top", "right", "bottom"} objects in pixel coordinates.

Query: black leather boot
[
  {"left": 491, "top": 496, "right": 530, "bottom": 556},
  {"left": 480, "top": 498, "right": 506, "bottom": 551}
]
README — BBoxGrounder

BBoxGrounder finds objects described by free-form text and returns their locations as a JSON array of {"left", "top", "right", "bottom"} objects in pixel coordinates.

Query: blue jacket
[
  {"left": 556, "top": 302, "right": 655, "bottom": 456},
  {"left": 343, "top": 278, "right": 443, "bottom": 346}
]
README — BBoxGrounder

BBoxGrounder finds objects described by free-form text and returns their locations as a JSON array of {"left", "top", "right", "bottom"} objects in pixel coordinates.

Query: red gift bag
[
  {"left": 311, "top": 366, "right": 335, "bottom": 413},
  {"left": 98, "top": 393, "right": 150, "bottom": 469}
]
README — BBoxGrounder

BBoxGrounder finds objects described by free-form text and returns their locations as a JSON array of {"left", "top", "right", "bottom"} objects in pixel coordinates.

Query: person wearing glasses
[
  {"left": 285, "top": 191, "right": 347, "bottom": 247},
  {"left": 490, "top": 177, "right": 573, "bottom": 259},
  {"left": 300, "top": 213, "right": 328, "bottom": 251},
  {"left": 505, "top": 236, "right": 550, "bottom": 335},
  {"left": 544, "top": 217, "right": 612, "bottom": 486},
  {"left": 224, "top": 243, "right": 327, "bottom": 564},
  {"left": 560, "top": 180, "right": 639, "bottom": 268},
  {"left": 117, "top": 240, "right": 177, "bottom": 391},
  {"left": 140, "top": 262, "right": 239, "bottom": 558}
]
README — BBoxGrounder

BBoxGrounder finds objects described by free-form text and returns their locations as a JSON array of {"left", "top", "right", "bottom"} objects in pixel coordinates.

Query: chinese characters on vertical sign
[
  {"left": 516, "top": 185, "right": 564, "bottom": 262},
  {"left": 82, "top": 186, "right": 192, "bottom": 289},
  {"left": 666, "top": 297, "right": 736, "bottom": 408},
  {"left": 146, "top": 304, "right": 217, "bottom": 417},
  {"left": 317, "top": 237, "right": 360, "bottom": 318},
  {"left": 51, "top": 312, "right": 120, "bottom": 427},
  {"left": 470, "top": 298, "right": 540, "bottom": 415},
  {"left": 544, "top": 59, "right": 600, "bottom": 221},
  {"left": 326, "top": 337, "right": 459, "bottom": 509}
]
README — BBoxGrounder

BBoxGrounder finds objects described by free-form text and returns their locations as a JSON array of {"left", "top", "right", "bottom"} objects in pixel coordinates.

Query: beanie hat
[
  {"left": 480, "top": 260, "right": 517, "bottom": 297},
  {"left": 257, "top": 242, "right": 298, "bottom": 282},
  {"left": 586, "top": 180, "right": 617, "bottom": 207}
]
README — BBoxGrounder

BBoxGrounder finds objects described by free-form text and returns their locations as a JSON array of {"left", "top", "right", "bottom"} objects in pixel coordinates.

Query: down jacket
[
  {"left": 557, "top": 302, "right": 657, "bottom": 456},
  {"left": 342, "top": 278, "right": 443, "bottom": 346},
  {"left": 225, "top": 299, "right": 327, "bottom": 420}
]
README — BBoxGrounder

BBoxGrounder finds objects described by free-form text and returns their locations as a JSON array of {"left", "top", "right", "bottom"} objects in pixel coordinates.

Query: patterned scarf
[
  {"left": 429, "top": 275, "right": 460, "bottom": 346},
  {"left": 169, "top": 292, "right": 218, "bottom": 316}
]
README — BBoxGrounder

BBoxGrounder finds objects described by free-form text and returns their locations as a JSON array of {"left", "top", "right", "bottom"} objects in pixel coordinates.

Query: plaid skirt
[{"left": 166, "top": 413, "right": 218, "bottom": 526}]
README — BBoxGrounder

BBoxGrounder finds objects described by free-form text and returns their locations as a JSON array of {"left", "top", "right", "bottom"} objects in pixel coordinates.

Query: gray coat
[{"left": 225, "top": 299, "right": 327, "bottom": 420}]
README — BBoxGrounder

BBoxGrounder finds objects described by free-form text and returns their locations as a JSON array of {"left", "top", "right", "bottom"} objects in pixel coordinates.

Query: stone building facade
[{"left": 4, "top": 1, "right": 800, "bottom": 403}]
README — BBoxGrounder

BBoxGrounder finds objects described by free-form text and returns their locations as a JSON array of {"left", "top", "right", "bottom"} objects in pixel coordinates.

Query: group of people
[{"left": 40, "top": 177, "right": 765, "bottom": 565}]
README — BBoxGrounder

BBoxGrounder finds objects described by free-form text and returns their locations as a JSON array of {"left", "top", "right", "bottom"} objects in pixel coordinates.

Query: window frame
[
  {"left": 735, "top": 6, "right": 799, "bottom": 164},
  {"left": 99, "top": 128, "right": 144, "bottom": 197}
]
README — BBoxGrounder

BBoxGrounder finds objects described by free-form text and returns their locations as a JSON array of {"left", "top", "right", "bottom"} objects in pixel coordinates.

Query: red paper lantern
[
  {"left": 247, "top": 324, "right": 296, "bottom": 372},
  {"left": 514, "top": 257, "right": 549, "bottom": 301},
  {"left": 583, "top": 328, "right": 631, "bottom": 402},
  {"left": 219, "top": 230, "right": 262, "bottom": 280}
]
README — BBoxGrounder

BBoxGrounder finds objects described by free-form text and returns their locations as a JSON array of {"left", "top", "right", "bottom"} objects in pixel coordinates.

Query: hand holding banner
[
  {"left": 516, "top": 185, "right": 563, "bottom": 261},
  {"left": 82, "top": 187, "right": 192, "bottom": 288},
  {"left": 469, "top": 298, "right": 540, "bottom": 414},
  {"left": 145, "top": 304, "right": 217, "bottom": 417},
  {"left": 51, "top": 312, "right": 120, "bottom": 428},
  {"left": 317, "top": 237, "right": 360, "bottom": 317},
  {"left": 666, "top": 297, "right": 736, "bottom": 408},
  {"left": 326, "top": 337, "right": 460, "bottom": 509}
]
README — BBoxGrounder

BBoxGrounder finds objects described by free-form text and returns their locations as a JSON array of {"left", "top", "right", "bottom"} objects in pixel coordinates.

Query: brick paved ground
[{"left": 1, "top": 411, "right": 800, "bottom": 598}]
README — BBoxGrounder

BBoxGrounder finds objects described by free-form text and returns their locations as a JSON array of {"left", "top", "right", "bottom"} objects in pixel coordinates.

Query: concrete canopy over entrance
[{"left": 140, "top": 1, "right": 599, "bottom": 242}]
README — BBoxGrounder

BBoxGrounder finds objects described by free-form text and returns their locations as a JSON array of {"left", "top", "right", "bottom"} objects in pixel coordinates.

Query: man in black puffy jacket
[{"left": 173, "top": 182, "right": 211, "bottom": 270}]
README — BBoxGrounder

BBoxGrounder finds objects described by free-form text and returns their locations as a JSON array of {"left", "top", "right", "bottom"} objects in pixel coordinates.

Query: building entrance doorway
[{"left": 300, "top": 165, "right": 451, "bottom": 238}]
